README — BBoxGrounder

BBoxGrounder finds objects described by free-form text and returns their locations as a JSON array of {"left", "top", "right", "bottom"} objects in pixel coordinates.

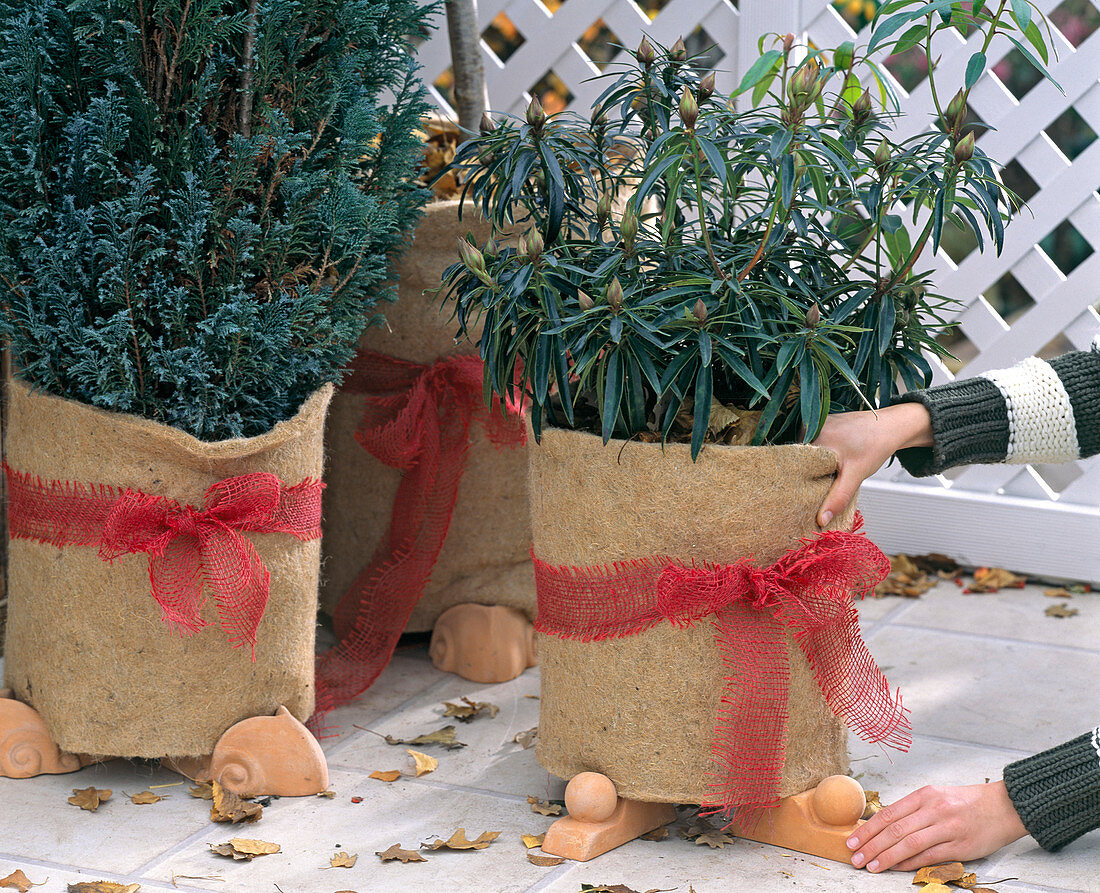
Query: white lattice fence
[{"left": 416, "top": 0, "right": 1100, "bottom": 583}]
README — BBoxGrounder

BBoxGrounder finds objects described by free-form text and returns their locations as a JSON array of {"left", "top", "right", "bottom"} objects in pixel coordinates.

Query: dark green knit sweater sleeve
[
  {"left": 893, "top": 344, "right": 1100, "bottom": 476},
  {"left": 1003, "top": 728, "right": 1100, "bottom": 851}
]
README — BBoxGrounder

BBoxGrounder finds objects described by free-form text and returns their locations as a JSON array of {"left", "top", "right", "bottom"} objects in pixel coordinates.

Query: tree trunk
[{"left": 445, "top": 0, "right": 489, "bottom": 139}]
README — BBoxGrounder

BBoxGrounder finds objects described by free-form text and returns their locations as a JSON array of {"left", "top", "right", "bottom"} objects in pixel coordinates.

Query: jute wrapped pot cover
[
  {"left": 320, "top": 198, "right": 533, "bottom": 632},
  {"left": 531, "top": 426, "right": 905, "bottom": 810},
  {"left": 3, "top": 378, "right": 332, "bottom": 758}
]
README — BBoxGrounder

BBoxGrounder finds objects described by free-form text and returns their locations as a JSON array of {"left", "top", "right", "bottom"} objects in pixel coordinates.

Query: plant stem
[
  {"left": 239, "top": 0, "right": 260, "bottom": 138},
  {"left": 691, "top": 137, "right": 726, "bottom": 280}
]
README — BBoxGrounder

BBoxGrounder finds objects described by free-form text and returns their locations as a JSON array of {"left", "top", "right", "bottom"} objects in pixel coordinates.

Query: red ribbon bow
[
  {"left": 5, "top": 464, "right": 323, "bottom": 654},
  {"left": 314, "top": 351, "right": 526, "bottom": 722},
  {"left": 532, "top": 521, "right": 910, "bottom": 820}
]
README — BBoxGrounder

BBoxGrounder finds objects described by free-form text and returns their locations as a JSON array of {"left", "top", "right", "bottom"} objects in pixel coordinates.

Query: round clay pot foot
[
  {"left": 540, "top": 771, "right": 677, "bottom": 862},
  {"left": 428, "top": 603, "right": 538, "bottom": 683},
  {"left": 161, "top": 754, "right": 213, "bottom": 784},
  {"left": 0, "top": 697, "right": 91, "bottom": 778},
  {"left": 729, "top": 774, "right": 867, "bottom": 864},
  {"left": 207, "top": 705, "right": 329, "bottom": 798}
]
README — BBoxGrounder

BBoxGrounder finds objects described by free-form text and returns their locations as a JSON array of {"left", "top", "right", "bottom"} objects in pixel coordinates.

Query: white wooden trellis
[{"left": 416, "top": 0, "right": 1100, "bottom": 584}]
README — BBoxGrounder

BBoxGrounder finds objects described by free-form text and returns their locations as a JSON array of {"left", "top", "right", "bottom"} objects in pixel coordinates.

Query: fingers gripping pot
[
  {"left": 530, "top": 428, "right": 908, "bottom": 814},
  {"left": 3, "top": 377, "right": 332, "bottom": 759}
]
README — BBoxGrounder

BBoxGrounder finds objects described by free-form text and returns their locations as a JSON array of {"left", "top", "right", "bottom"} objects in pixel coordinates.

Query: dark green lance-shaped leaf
[
  {"left": 1023, "top": 18, "right": 1049, "bottom": 64},
  {"left": 881, "top": 213, "right": 903, "bottom": 234},
  {"left": 609, "top": 314, "right": 623, "bottom": 343},
  {"left": 853, "top": 304, "right": 879, "bottom": 373},
  {"left": 1004, "top": 34, "right": 1062, "bottom": 91},
  {"left": 869, "top": 9, "right": 929, "bottom": 54},
  {"left": 715, "top": 344, "right": 770, "bottom": 398},
  {"left": 691, "top": 364, "right": 713, "bottom": 460},
  {"left": 634, "top": 153, "right": 680, "bottom": 205},
  {"left": 799, "top": 350, "right": 823, "bottom": 442},
  {"left": 932, "top": 186, "right": 945, "bottom": 252},
  {"left": 769, "top": 129, "right": 792, "bottom": 160},
  {"left": 751, "top": 366, "right": 795, "bottom": 446},
  {"left": 965, "top": 51, "right": 986, "bottom": 89},
  {"left": 781, "top": 154, "right": 796, "bottom": 208},
  {"left": 695, "top": 136, "right": 728, "bottom": 186},
  {"left": 552, "top": 337, "right": 574, "bottom": 425},
  {"left": 601, "top": 348, "right": 623, "bottom": 444},
  {"left": 1011, "top": 0, "right": 1032, "bottom": 32},
  {"left": 877, "top": 291, "right": 897, "bottom": 355},
  {"left": 736, "top": 49, "right": 783, "bottom": 96},
  {"left": 537, "top": 142, "right": 566, "bottom": 243},
  {"left": 533, "top": 332, "right": 552, "bottom": 404},
  {"left": 698, "top": 329, "right": 712, "bottom": 366}
]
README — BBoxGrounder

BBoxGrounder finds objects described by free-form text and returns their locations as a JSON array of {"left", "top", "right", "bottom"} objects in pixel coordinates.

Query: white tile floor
[{"left": 1, "top": 579, "right": 1097, "bottom": 893}]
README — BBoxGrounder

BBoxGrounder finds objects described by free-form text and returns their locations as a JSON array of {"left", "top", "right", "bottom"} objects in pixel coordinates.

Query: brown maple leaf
[
  {"left": 68, "top": 787, "right": 112, "bottom": 812},
  {"left": 442, "top": 697, "right": 500, "bottom": 722},
  {"left": 209, "top": 838, "right": 280, "bottom": 861},
  {"left": 67, "top": 884, "right": 140, "bottom": 893},
  {"left": 861, "top": 789, "right": 883, "bottom": 820},
  {"left": 965, "top": 567, "right": 1026, "bottom": 593},
  {"left": 369, "top": 769, "right": 402, "bottom": 782},
  {"left": 316, "top": 789, "right": 336, "bottom": 798},
  {"left": 209, "top": 782, "right": 262, "bottom": 823},
  {"left": 639, "top": 825, "right": 670, "bottom": 841},
  {"left": 327, "top": 851, "right": 358, "bottom": 868},
  {"left": 520, "top": 833, "right": 545, "bottom": 849},
  {"left": 526, "top": 795, "right": 562, "bottom": 816},
  {"left": 513, "top": 727, "right": 538, "bottom": 749},
  {"left": 384, "top": 725, "right": 466, "bottom": 750},
  {"left": 423, "top": 828, "right": 501, "bottom": 851},
  {"left": 694, "top": 829, "right": 735, "bottom": 848},
  {"left": 407, "top": 749, "right": 438, "bottom": 776},
  {"left": 912, "top": 862, "right": 967, "bottom": 885},
  {"left": 527, "top": 852, "right": 565, "bottom": 866},
  {"left": 1045, "top": 602, "right": 1079, "bottom": 618},
  {"left": 376, "top": 843, "right": 427, "bottom": 863},
  {"left": 129, "top": 791, "right": 163, "bottom": 805},
  {"left": 188, "top": 782, "right": 214, "bottom": 800},
  {"left": 0, "top": 869, "right": 42, "bottom": 892}
]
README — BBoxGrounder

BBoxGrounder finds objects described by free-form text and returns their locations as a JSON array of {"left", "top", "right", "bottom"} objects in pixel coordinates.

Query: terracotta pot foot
[
  {"left": 208, "top": 705, "right": 329, "bottom": 798},
  {"left": 0, "top": 688, "right": 13, "bottom": 700},
  {"left": 541, "top": 772, "right": 677, "bottom": 862},
  {"left": 0, "top": 697, "right": 91, "bottom": 778},
  {"left": 729, "top": 774, "right": 866, "bottom": 864},
  {"left": 161, "top": 754, "right": 213, "bottom": 783},
  {"left": 429, "top": 603, "right": 538, "bottom": 683}
]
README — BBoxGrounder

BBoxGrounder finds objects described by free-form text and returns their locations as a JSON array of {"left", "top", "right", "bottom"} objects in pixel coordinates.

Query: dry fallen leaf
[
  {"left": 1045, "top": 602, "right": 1078, "bottom": 618},
  {"left": 423, "top": 828, "right": 501, "bottom": 851},
  {"left": 328, "top": 852, "right": 358, "bottom": 868},
  {"left": 188, "top": 782, "right": 214, "bottom": 800},
  {"left": 520, "top": 833, "right": 546, "bottom": 849},
  {"left": 407, "top": 749, "right": 438, "bottom": 777},
  {"left": 527, "top": 852, "right": 565, "bottom": 867},
  {"left": 965, "top": 566, "right": 1026, "bottom": 593},
  {"left": 639, "top": 825, "right": 670, "bottom": 841},
  {"left": 68, "top": 787, "right": 112, "bottom": 812},
  {"left": 209, "top": 838, "right": 280, "bottom": 861},
  {"left": 130, "top": 791, "right": 164, "bottom": 805},
  {"left": 912, "top": 863, "right": 967, "bottom": 885},
  {"left": 442, "top": 697, "right": 500, "bottom": 722},
  {"left": 680, "top": 820, "right": 714, "bottom": 840},
  {"left": 513, "top": 727, "right": 538, "bottom": 749},
  {"left": 369, "top": 770, "right": 402, "bottom": 783},
  {"left": 210, "top": 782, "right": 262, "bottom": 824},
  {"left": 876, "top": 554, "right": 939, "bottom": 598},
  {"left": 912, "top": 885, "right": 952, "bottom": 893},
  {"left": 694, "top": 829, "right": 736, "bottom": 848},
  {"left": 384, "top": 725, "right": 466, "bottom": 750},
  {"left": 1044, "top": 587, "right": 1073, "bottom": 599},
  {"left": 316, "top": 790, "right": 336, "bottom": 799},
  {"left": 953, "top": 873, "right": 978, "bottom": 888},
  {"left": 67, "top": 884, "right": 139, "bottom": 893},
  {"left": 527, "top": 795, "right": 562, "bottom": 816},
  {"left": 861, "top": 789, "right": 883, "bottom": 820},
  {"left": 0, "top": 870, "right": 42, "bottom": 892},
  {"left": 376, "top": 843, "right": 427, "bottom": 863}
]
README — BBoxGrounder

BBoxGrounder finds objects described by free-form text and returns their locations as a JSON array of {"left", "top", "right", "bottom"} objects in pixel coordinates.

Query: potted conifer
[
  {"left": 0, "top": 0, "right": 431, "bottom": 788},
  {"left": 440, "top": 1, "right": 1059, "bottom": 856}
]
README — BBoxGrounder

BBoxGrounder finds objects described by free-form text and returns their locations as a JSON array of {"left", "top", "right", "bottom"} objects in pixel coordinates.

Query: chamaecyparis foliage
[{"left": 0, "top": 0, "right": 433, "bottom": 439}]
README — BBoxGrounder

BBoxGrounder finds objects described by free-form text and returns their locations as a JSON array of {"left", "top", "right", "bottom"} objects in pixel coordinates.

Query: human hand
[
  {"left": 847, "top": 781, "right": 1028, "bottom": 872},
  {"left": 811, "top": 402, "right": 933, "bottom": 527}
]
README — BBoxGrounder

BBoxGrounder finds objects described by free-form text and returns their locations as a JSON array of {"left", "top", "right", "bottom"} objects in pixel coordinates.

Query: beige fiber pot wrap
[
  {"left": 3, "top": 378, "right": 332, "bottom": 758},
  {"left": 320, "top": 199, "right": 533, "bottom": 630},
  {"left": 531, "top": 427, "right": 856, "bottom": 805}
]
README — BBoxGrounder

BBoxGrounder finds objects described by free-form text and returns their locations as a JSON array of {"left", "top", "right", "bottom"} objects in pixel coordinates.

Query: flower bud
[
  {"left": 457, "top": 238, "right": 485, "bottom": 274},
  {"left": 479, "top": 111, "right": 495, "bottom": 135},
  {"left": 852, "top": 88, "right": 873, "bottom": 122},
  {"left": 874, "top": 139, "right": 890, "bottom": 170},
  {"left": 620, "top": 203, "right": 639, "bottom": 249},
  {"left": 636, "top": 36, "right": 656, "bottom": 67},
  {"left": 525, "top": 95, "right": 546, "bottom": 130},
  {"left": 519, "top": 228, "right": 544, "bottom": 260},
  {"left": 782, "top": 33, "right": 795, "bottom": 55},
  {"left": 596, "top": 192, "right": 612, "bottom": 226},
  {"left": 805, "top": 302, "right": 821, "bottom": 328},
  {"left": 483, "top": 237, "right": 499, "bottom": 259},
  {"left": 945, "top": 88, "right": 967, "bottom": 132},
  {"left": 953, "top": 130, "right": 975, "bottom": 163},
  {"left": 679, "top": 86, "right": 698, "bottom": 130},
  {"left": 591, "top": 103, "right": 607, "bottom": 126},
  {"left": 607, "top": 277, "right": 624, "bottom": 312},
  {"left": 692, "top": 298, "right": 708, "bottom": 323},
  {"left": 787, "top": 61, "right": 820, "bottom": 109},
  {"left": 834, "top": 41, "right": 854, "bottom": 71},
  {"left": 670, "top": 37, "right": 687, "bottom": 61},
  {"left": 578, "top": 290, "right": 594, "bottom": 311},
  {"left": 698, "top": 71, "right": 716, "bottom": 102}
]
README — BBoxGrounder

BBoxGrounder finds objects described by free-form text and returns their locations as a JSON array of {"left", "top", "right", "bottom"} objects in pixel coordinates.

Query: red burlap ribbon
[
  {"left": 532, "top": 520, "right": 910, "bottom": 820},
  {"left": 314, "top": 351, "right": 525, "bottom": 722},
  {"left": 4, "top": 463, "right": 324, "bottom": 655}
]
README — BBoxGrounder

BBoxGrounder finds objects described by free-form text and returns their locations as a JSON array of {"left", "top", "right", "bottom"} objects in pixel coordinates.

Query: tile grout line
[
  {"left": 335, "top": 761, "right": 545, "bottom": 805},
  {"left": 908, "top": 730, "right": 1034, "bottom": 758},
  {"left": 520, "top": 859, "right": 577, "bottom": 893},
  {"left": 858, "top": 595, "right": 922, "bottom": 638},
  {"left": 874, "top": 621, "right": 1100, "bottom": 655},
  {"left": 128, "top": 821, "right": 226, "bottom": 878}
]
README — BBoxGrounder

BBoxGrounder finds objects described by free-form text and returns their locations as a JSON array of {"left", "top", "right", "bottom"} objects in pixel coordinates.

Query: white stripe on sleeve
[{"left": 980, "top": 357, "right": 1080, "bottom": 464}]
